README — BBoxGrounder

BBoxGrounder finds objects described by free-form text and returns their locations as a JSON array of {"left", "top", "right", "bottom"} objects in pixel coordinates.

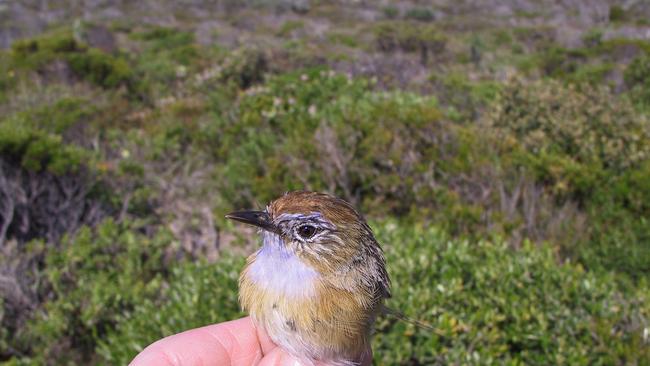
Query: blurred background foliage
[{"left": 0, "top": 0, "right": 648, "bottom": 365}]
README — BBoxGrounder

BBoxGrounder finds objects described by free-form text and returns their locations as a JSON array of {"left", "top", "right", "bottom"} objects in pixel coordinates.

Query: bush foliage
[
  {"left": 489, "top": 78, "right": 650, "bottom": 172},
  {"left": 625, "top": 53, "right": 650, "bottom": 111},
  {"left": 373, "top": 21, "right": 446, "bottom": 65},
  {"left": 11, "top": 31, "right": 131, "bottom": 89},
  {"left": 5, "top": 219, "right": 173, "bottom": 364},
  {"left": 51, "top": 222, "right": 650, "bottom": 365},
  {"left": 374, "top": 224, "right": 648, "bottom": 365}
]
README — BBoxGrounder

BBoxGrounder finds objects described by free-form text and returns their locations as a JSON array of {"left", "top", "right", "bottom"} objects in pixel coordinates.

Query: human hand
[{"left": 129, "top": 316, "right": 372, "bottom": 366}]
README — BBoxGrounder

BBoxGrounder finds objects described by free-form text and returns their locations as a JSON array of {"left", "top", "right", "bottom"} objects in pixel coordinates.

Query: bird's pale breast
[{"left": 239, "top": 246, "right": 375, "bottom": 365}]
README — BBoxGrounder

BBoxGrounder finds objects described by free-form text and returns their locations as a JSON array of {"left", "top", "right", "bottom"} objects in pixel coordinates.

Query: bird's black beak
[{"left": 226, "top": 210, "right": 276, "bottom": 232}]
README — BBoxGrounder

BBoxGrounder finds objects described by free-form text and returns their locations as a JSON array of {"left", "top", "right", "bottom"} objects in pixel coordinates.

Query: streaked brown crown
[{"left": 268, "top": 191, "right": 363, "bottom": 227}]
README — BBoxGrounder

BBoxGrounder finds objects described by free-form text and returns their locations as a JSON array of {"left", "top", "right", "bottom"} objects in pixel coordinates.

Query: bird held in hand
[{"left": 226, "top": 191, "right": 390, "bottom": 366}]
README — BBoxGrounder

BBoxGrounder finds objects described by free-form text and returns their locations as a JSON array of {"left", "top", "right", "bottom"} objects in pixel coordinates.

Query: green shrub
[
  {"left": 211, "top": 69, "right": 455, "bottom": 217},
  {"left": 25, "top": 97, "right": 95, "bottom": 133},
  {"left": 488, "top": 79, "right": 650, "bottom": 173},
  {"left": 22, "top": 219, "right": 176, "bottom": 364},
  {"left": 0, "top": 52, "right": 16, "bottom": 103},
  {"left": 582, "top": 28, "right": 604, "bottom": 48},
  {"left": 11, "top": 31, "right": 132, "bottom": 89},
  {"left": 373, "top": 21, "right": 446, "bottom": 64},
  {"left": 277, "top": 20, "right": 305, "bottom": 37},
  {"left": 537, "top": 46, "right": 588, "bottom": 78},
  {"left": 70, "top": 223, "right": 650, "bottom": 365},
  {"left": 609, "top": 5, "right": 627, "bottom": 22},
  {"left": 534, "top": 40, "right": 649, "bottom": 85},
  {"left": 11, "top": 32, "right": 80, "bottom": 69},
  {"left": 431, "top": 72, "right": 501, "bottom": 122},
  {"left": 217, "top": 47, "right": 268, "bottom": 89},
  {"left": 0, "top": 93, "right": 114, "bottom": 360},
  {"left": 487, "top": 78, "right": 650, "bottom": 277},
  {"left": 374, "top": 223, "right": 649, "bottom": 365},
  {"left": 568, "top": 62, "right": 614, "bottom": 85},
  {"left": 404, "top": 7, "right": 435, "bottom": 22},
  {"left": 129, "top": 27, "right": 204, "bottom": 100},
  {"left": 326, "top": 32, "right": 359, "bottom": 48},
  {"left": 576, "top": 160, "right": 650, "bottom": 279},
  {"left": 610, "top": 160, "right": 650, "bottom": 216},
  {"left": 0, "top": 94, "right": 102, "bottom": 173},
  {"left": 67, "top": 48, "right": 130, "bottom": 88},
  {"left": 210, "top": 69, "right": 588, "bottom": 243},
  {"left": 98, "top": 257, "right": 245, "bottom": 364},
  {"left": 132, "top": 27, "right": 193, "bottom": 47},
  {"left": 132, "top": 27, "right": 200, "bottom": 66},
  {"left": 382, "top": 6, "right": 399, "bottom": 19},
  {"left": 625, "top": 53, "right": 650, "bottom": 111},
  {"left": 578, "top": 202, "right": 650, "bottom": 280},
  {"left": 0, "top": 115, "right": 88, "bottom": 173}
]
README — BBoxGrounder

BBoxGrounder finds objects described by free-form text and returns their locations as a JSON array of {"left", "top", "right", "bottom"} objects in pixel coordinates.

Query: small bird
[{"left": 226, "top": 191, "right": 390, "bottom": 366}]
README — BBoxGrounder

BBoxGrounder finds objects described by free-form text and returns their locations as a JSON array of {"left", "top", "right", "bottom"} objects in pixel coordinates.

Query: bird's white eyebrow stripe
[
  {"left": 275, "top": 212, "right": 335, "bottom": 228},
  {"left": 276, "top": 212, "right": 320, "bottom": 220}
]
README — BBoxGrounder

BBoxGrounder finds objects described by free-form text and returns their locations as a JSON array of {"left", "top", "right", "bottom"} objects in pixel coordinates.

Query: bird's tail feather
[{"left": 381, "top": 306, "right": 446, "bottom": 336}]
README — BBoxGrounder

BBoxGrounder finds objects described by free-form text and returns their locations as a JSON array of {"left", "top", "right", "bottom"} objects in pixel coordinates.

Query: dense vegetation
[{"left": 0, "top": 1, "right": 648, "bottom": 365}]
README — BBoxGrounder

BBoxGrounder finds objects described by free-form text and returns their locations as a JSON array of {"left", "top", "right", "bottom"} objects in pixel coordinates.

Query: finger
[
  {"left": 254, "top": 318, "right": 278, "bottom": 356},
  {"left": 257, "top": 346, "right": 305, "bottom": 366},
  {"left": 129, "top": 317, "right": 272, "bottom": 366},
  {"left": 258, "top": 344, "right": 373, "bottom": 366}
]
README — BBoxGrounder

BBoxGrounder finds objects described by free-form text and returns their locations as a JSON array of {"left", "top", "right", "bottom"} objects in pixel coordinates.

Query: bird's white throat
[{"left": 247, "top": 231, "right": 318, "bottom": 298}]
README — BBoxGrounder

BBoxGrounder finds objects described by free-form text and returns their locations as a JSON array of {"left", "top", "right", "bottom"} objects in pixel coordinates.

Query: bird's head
[{"left": 226, "top": 191, "right": 376, "bottom": 274}]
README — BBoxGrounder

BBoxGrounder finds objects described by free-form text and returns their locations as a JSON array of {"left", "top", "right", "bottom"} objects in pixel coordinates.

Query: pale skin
[{"left": 129, "top": 316, "right": 372, "bottom": 366}]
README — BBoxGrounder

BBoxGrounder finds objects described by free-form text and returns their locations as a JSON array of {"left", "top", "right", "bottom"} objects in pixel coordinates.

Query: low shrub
[
  {"left": 431, "top": 72, "right": 501, "bottom": 122},
  {"left": 374, "top": 223, "right": 649, "bottom": 365},
  {"left": 218, "top": 47, "right": 268, "bottom": 89},
  {"left": 625, "top": 53, "right": 650, "bottom": 111},
  {"left": 488, "top": 78, "right": 650, "bottom": 174},
  {"left": 89, "top": 223, "right": 649, "bottom": 365},
  {"left": 129, "top": 27, "right": 204, "bottom": 101},
  {"left": 404, "top": 7, "right": 435, "bottom": 22},
  {"left": 382, "top": 6, "right": 399, "bottom": 19},
  {"left": 0, "top": 114, "right": 88, "bottom": 174},
  {"left": 67, "top": 48, "right": 130, "bottom": 88},
  {"left": 537, "top": 46, "right": 588, "bottom": 79},
  {"left": 211, "top": 69, "right": 450, "bottom": 216},
  {"left": 98, "top": 257, "right": 245, "bottom": 364},
  {"left": 571, "top": 159, "right": 650, "bottom": 279},
  {"left": 373, "top": 21, "right": 446, "bottom": 65},
  {"left": 487, "top": 77, "right": 650, "bottom": 278},
  {"left": 609, "top": 5, "right": 627, "bottom": 23},
  {"left": 210, "top": 69, "right": 590, "bottom": 247},
  {"left": 11, "top": 31, "right": 132, "bottom": 89},
  {"left": 277, "top": 20, "right": 305, "bottom": 37},
  {"left": 21, "top": 219, "right": 176, "bottom": 364},
  {"left": 578, "top": 202, "right": 650, "bottom": 280},
  {"left": 131, "top": 27, "right": 194, "bottom": 50},
  {"left": 0, "top": 52, "right": 15, "bottom": 104}
]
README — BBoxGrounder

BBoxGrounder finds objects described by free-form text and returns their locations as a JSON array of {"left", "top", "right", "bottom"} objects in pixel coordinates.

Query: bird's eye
[{"left": 297, "top": 225, "right": 317, "bottom": 239}]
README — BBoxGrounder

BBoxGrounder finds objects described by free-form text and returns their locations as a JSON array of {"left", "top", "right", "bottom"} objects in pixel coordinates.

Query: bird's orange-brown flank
[{"left": 229, "top": 191, "right": 390, "bottom": 366}]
